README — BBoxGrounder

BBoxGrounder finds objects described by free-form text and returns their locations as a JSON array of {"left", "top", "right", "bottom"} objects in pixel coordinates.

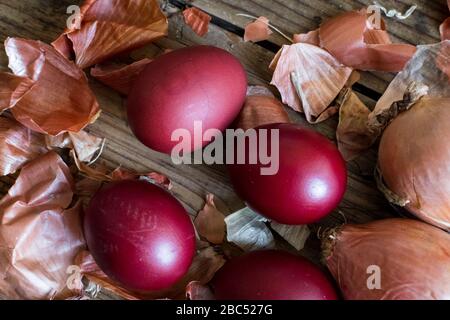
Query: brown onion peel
[
  {"left": 319, "top": 9, "right": 416, "bottom": 72},
  {"left": 270, "top": 43, "right": 352, "bottom": 123},
  {"left": 5, "top": 37, "right": 100, "bottom": 135},
  {"left": 194, "top": 194, "right": 226, "bottom": 245},
  {"left": 0, "top": 151, "right": 85, "bottom": 299},
  {"left": 367, "top": 82, "right": 429, "bottom": 133},
  {"left": 243, "top": 16, "right": 273, "bottom": 43},
  {"left": 0, "top": 72, "right": 35, "bottom": 113},
  {"left": 52, "top": 0, "right": 168, "bottom": 69},
  {"left": 90, "top": 58, "right": 153, "bottom": 95},
  {"left": 0, "top": 116, "right": 47, "bottom": 176},
  {"left": 234, "top": 86, "right": 290, "bottom": 130},
  {"left": 322, "top": 219, "right": 450, "bottom": 300},
  {"left": 70, "top": 150, "right": 172, "bottom": 191},
  {"left": 182, "top": 7, "right": 212, "bottom": 37}
]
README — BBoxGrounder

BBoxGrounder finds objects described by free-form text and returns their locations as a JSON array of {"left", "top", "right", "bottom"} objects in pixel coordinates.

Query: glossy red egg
[
  {"left": 212, "top": 250, "right": 338, "bottom": 300},
  {"left": 127, "top": 45, "right": 247, "bottom": 154},
  {"left": 228, "top": 123, "right": 347, "bottom": 225},
  {"left": 84, "top": 180, "right": 196, "bottom": 292}
]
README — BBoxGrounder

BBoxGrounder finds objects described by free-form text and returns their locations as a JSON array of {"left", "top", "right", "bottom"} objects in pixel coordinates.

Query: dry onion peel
[
  {"left": 52, "top": 0, "right": 168, "bottom": 69},
  {"left": 319, "top": 9, "right": 416, "bottom": 72},
  {"left": 224, "top": 206, "right": 310, "bottom": 252},
  {"left": 186, "top": 281, "right": 214, "bottom": 300},
  {"left": 71, "top": 151, "right": 172, "bottom": 191},
  {"left": 293, "top": 29, "right": 320, "bottom": 46},
  {"left": 5, "top": 38, "right": 100, "bottom": 135},
  {"left": 336, "top": 89, "right": 377, "bottom": 161},
  {"left": 194, "top": 194, "right": 226, "bottom": 245},
  {"left": 90, "top": 58, "right": 153, "bottom": 95},
  {"left": 234, "top": 86, "right": 290, "bottom": 130},
  {"left": 0, "top": 72, "right": 34, "bottom": 113},
  {"left": 46, "top": 130, "right": 105, "bottom": 163},
  {"left": 225, "top": 207, "right": 275, "bottom": 252},
  {"left": 269, "top": 222, "right": 310, "bottom": 251},
  {"left": 182, "top": 7, "right": 212, "bottom": 37},
  {"left": 0, "top": 152, "right": 85, "bottom": 299},
  {"left": 440, "top": 2, "right": 450, "bottom": 41},
  {"left": 271, "top": 43, "right": 352, "bottom": 123},
  {"left": 243, "top": 16, "right": 273, "bottom": 43},
  {"left": 0, "top": 117, "right": 47, "bottom": 176},
  {"left": 323, "top": 219, "right": 450, "bottom": 300}
]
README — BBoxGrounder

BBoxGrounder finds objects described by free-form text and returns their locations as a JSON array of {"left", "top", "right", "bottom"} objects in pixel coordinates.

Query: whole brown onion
[
  {"left": 378, "top": 97, "right": 450, "bottom": 230},
  {"left": 322, "top": 218, "right": 450, "bottom": 300}
]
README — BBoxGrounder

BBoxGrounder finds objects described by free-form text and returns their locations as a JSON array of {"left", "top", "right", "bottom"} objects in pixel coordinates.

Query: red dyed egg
[
  {"left": 127, "top": 45, "right": 247, "bottom": 154},
  {"left": 212, "top": 250, "right": 338, "bottom": 300},
  {"left": 84, "top": 180, "right": 196, "bottom": 292},
  {"left": 228, "top": 123, "right": 347, "bottom": 225}
]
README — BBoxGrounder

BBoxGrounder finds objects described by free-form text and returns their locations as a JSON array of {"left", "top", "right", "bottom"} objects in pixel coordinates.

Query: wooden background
[{"left": 0, "top": 0, "right": 447, "bottom": 299}]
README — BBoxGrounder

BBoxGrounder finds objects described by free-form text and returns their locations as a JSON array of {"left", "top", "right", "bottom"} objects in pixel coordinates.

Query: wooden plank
[
  {"left": 186, "top": 0, "right": 448, "bottom": 94},
  {"left": 0, "top": 0, "right": 398, "bottom": 299}
]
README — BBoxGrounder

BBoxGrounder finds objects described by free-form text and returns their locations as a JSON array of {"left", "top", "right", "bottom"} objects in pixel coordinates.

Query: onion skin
[
  {"left": 234, "top": 95, "right": 290, "bottom": 130},
  {"left": 127, "top": 46, "right": 247, "bottom": 154},
  {"left": 228, "top": 123, "right": 347, "bottom": 225},
  {"left": 84, "top": 180, "right": 196, "bottom": 292},
  {"left": 379, "top": 98, "right": 450, "bottom": 230},
  {"left": 212, "top": 250, "right": 338, "bottom": 300},
  {"left": 324, "top": 218, "right": 450, "bottom": 300}
]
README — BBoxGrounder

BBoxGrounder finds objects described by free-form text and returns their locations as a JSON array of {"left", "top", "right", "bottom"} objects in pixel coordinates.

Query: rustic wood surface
[{"left": 0, "top": 0, "right": 446, "bottom": 299}]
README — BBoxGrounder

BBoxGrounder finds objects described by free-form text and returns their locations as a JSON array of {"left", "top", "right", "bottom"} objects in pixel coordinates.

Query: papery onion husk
[
  {"left": 234, "top": 86, "right": 290, "bottom": 130},
  {"left": 293, "top": 29, "right": 319, "bottom": 45},
  {"left": 194, "top": 194, "right": 226, "bottom": 245},
  {"left": 91, "top": 58, "right": 153, "bottom": 95},
  {"left": 270, "top": 43, "right": 352, "bottom": 123},
  {"left": 225, "top": 207, "right": 275, "bottom": 252},
  {"left": 46, "top": 130, "right": 104, "bottom": 163},
  {"left": 336, "top": 89, "right": 378, "bottom": 161},
  {"left": 52, "top": 0, "right": 168, "bottom": 69},
  {"left": 379, "top": 97, "right": 450, "bottom": 230},
  {"left": 0, "top": 72, "right": 34, "bottom": 113},
  {"left": 0, "top": 151, "right": 85, "bottom": 299},
  {"left": 182, "top": 7, "right": 212, "bottom": 37},
  {"left": 0, "top": 116, "right": 47, "bottom": 176},
  {"left": 323, "top": 218, "right": 450, "bottom": 300},
  {"left": 243, "top": 16, "right": 273, "bottom": 43},
  {"left": 443, "top": 19, "right": 450, "bottom": 41},
  {"left": 5, "top": 38, "right": 100, "bottom": 135},
  {"left": 319, "top": 9, "right": 416, "bottom": 72},
  {"left": 186, "top": 281, "right": 215, "bottom": 300}
]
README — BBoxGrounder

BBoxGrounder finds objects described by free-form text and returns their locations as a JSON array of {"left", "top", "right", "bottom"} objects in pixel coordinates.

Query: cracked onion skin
[
  {"left": 323, "top": 218, "right": 450, "bottom": 300},
  {"left": 379, "top": 98, "right": 450, "bottom": 231},
  {"left": 212, "top": 250, "right": 338, "bottom": 300},
  {"left": 127, "top": 45, "right": 247, "bottom": 154},
  {"left": 84, "top": 180, "right": 196, "bottom": 292},
  {"left": 228, "top": 123, "right": 347, "bottom": 225}
]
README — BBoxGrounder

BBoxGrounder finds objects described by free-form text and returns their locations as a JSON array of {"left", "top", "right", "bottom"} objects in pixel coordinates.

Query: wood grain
[{"left": 0, "top": 0, "right": 408, "bottom": 299}]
